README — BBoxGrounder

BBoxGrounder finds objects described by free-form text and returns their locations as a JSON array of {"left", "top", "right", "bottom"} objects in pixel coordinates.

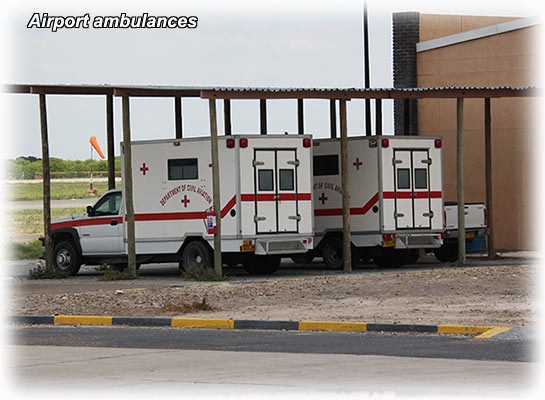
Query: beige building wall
[{"left": 416, "top": 15, "right": 538, "bottom": 250}]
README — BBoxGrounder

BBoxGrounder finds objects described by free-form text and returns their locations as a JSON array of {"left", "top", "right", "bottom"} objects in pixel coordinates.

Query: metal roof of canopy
[{"left": 4, "top": 84, "right": 538, "bottom": 99}]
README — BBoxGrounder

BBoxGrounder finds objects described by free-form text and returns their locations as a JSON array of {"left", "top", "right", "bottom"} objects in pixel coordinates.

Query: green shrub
[{"left": 28, "top": 263, "right": 70, "bottom": 280}]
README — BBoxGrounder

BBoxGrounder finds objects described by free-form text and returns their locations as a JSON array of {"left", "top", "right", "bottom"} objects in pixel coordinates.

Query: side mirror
[{"left": 87, "top": 205, "right": 94, "bottom": 216}]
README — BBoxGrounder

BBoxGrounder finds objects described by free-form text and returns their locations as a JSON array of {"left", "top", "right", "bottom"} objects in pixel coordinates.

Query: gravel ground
[{"left": 9, "top": 263, "right": 536, "bottom": 327}]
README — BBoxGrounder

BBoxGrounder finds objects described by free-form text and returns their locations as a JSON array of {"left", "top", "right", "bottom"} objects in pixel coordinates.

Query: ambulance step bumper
[
  {"left": 255, "top": 238, "right": 309, "bottom": 255},
  {"left": 397, "top": 234, "right": 442, "bottom": 249}
]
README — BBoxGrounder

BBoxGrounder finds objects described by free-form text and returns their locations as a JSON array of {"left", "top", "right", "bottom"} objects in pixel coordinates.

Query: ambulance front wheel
[
  {"left": 52, "top": 240, "right": 82, "bottom": 276},
  {"left": 181, "top": 240, "right": 213, "bottom": 270}
]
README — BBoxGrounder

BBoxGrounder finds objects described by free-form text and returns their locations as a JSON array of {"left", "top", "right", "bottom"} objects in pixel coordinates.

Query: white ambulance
[
  {"left": 308, "top": 136, "right": 444, "bottom": 268},
  {"left": 48, "top": 135, "right": 314, "bottom": 275}
]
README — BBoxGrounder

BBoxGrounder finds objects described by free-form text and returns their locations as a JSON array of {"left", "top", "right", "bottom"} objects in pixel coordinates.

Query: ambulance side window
[
  {"left": 313, "top": 155, "right": 339, "bottom": 176},
  {"left": 168, "top": 158, "right": 198, "bottom": 180},
  {"left": 93, "top": 192, "right": 122, "bottom": 216}
]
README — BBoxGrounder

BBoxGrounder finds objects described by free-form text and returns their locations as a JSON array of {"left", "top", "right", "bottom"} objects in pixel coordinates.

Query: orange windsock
[{"left": 90, "top": 136, "right": 105, "bottom": 159}]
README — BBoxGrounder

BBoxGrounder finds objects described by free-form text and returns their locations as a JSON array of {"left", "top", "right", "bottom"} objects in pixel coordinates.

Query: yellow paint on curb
[
  {"left": 437, "top": 325, "right": 493, "bottom": 335},
  {"left": 171, "top": 318, "right": 234, "bottom": 329},
  {"left": 299, "top": 321, "right": 367, "bottom": 332},
  {"left": 54, "top": 315, "right": 113, "bottom": 326},
  {"left": 475, "top": 327, "right": 512, "bottom": 339}
]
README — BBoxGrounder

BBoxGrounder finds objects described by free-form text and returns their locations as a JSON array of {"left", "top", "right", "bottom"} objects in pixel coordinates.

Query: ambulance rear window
[
  {"left": 168, "top": 158, "right": 198, "bottom": 180},
  {"left": 313, "top": 155, "right": 339, "bottom": 176}
]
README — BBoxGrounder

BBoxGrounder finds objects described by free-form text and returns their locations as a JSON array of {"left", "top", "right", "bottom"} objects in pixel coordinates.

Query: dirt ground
[{"left": 9, "top": 262, "right": 537, "bottom": 327}]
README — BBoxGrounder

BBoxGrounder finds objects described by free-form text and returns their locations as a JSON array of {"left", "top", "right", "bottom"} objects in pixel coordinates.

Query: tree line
[{"left": 4, "top": 156, "right": 121, "bottom": 179}]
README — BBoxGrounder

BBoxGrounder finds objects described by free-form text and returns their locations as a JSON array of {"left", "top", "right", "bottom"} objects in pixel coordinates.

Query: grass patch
[
  {"left": 9, "top": 240, "right": 43, "bottom": 260},
  {"left": 8, "top": 208, "right": 85, "bottom": 235},
  {"left": 183, "top": 264, "right": 230, "bottom": 282},
  {"left": 6, "top": 181, "right": 109, "bottom": 201},
  {"left": 27, "top": 263, "right": 70, "bottom": 280},
  {"left": 162, "top": 297, "right": 215, "bottom": 313}
]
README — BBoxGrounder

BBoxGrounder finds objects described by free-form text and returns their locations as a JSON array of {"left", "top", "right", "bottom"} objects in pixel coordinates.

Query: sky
[{"left": 0, "top": 0, "right": 540, "bottom": 161}]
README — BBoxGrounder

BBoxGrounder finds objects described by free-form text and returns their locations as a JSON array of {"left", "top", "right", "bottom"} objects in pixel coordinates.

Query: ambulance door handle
[
  {"left": 288, "top": 215, "right": 301, "bottom": 221},
  {"left": 287, "top": 160, "right": 300, "bottom": 166},
  {"left": 253, "top": 160, "right": 265, "bottom": 167},
  {"left": 254, "top": 216, "right": 266, "bottom": 222},
  {"left": 110, "top": 220, "right": 118, "bottom": 226},
  {"left": 395, "top": 213, "right": 404, "bottom": 218},
  {"left": 423, "top": 212, "right": 434, "bottom": 217},
  {"left": 421, "top": 159, "right": 432, "bottom": 165}
]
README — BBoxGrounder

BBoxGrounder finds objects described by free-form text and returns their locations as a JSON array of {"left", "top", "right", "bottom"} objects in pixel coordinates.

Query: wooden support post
[
  {"left": 330, "top": 99, "right": 337, "bottom": 138},
  {"left": 106, "top": 94, "right": 115, "bottom": 190},
  {"left": 224, "top": 99, "right": 232, "bottom": 136},
  {"left": 175, "top": 97, "right": 183, "bottom": 139},
  {"left": 339, "top": 99, "right": 352, "bottom": 273},
  {"left": 375, "top": 98, "right": 382, "bottom": 136},
  {"left": 39, "top": 94, "right": 53, "bottom": 271},
  {"left": 209, "top": 99, "right": 223, "bottom": 275},
  {"left": 122, "top": 96, "right": 137, "bottom": 278},
  {"left": 297, "top": 99, "right": 304, "bottom": 134},
  {"left": 484, "top": 98, "right": 495, "bottom": 259},
  {"left": 260, "top": 99, "right": 267, "bottom": 135},
  {"left": 456, "top": 98, "right": 466, "bottom": 265}
]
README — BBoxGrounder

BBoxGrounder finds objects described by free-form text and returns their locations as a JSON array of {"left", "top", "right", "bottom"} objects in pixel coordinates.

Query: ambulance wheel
[
  {"left": 373, "top": 251, "right": 404, "bottom": 268},
  {"left": 290, "top": 253, "right": 315, "bottom": 266},
  {"left": 322, "top": 237, "right": 359, "bottom": 270},
  {"left": 53, "top": 240, "right": 82, "bottom": 276},
  {"left": 181, "top": 241, "right": 213, "bottom": 269},
  {"left": 434, "top": 244, "right": 458, "bottom": 262},
  {"left": 243, "top": 255, "right": 281, "bottom": 275},
  {"left": 403, "top": 249, "right": 419, "bottom": 265}
]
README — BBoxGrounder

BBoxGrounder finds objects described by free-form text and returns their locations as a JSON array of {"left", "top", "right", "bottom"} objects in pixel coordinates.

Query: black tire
[
  {"left": 403, "top": 249, "right": 419, "bottom": 265},
  {"left": 290, "top": 253, "right": 315, "bottom": 266},
  {"left": 243, "top": 255, "right": 281, "bottom": 275},
  {"left": 53, "top": 240, "right": 82, "bottom": 276},
  {"left": 373, "top": 251, "right": 405, "bottom": 268},
  {"left": 434, "top": 244, "right": 458, "bottom": 262},
  {"left": 321, "top": 237, "right": 359, "bottom": 270},
  {"left": 181, "top": 241, "right": 213, "bottom": 270}
]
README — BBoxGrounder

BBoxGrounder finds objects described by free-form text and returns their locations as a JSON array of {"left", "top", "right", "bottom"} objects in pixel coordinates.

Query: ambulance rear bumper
[
  {"left": 394, "top": 233, "right": 443, "bottom": 249},
  {"left": 254, "top": 237, "right": 312, "bottom": 255}
]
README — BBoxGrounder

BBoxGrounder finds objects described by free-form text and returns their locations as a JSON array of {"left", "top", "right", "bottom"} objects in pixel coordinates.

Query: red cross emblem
[
  {"left": 181, "top": 194, "right": 190, "bottom": 208},
  {"left": 318, "top": 193, "right": 328, "bottom": 205},
  {"left": 353, "top": 158, "right": 363, "bottom": 170},
  {"left": 140, "top": 163, "right": 149, "bottom": 175}
]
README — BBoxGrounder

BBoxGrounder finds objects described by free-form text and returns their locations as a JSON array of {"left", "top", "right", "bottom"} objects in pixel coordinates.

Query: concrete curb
[{"left": 9, "top": 315, "right": 512, "bottom": 337}]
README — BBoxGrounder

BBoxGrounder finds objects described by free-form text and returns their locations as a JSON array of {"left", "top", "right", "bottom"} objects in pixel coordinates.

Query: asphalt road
[
  {"left": 8, "top": 326, "right": 538, "bottom": 396},
  {"left": 10, "top": 325, "right": 534, "bottom": 362}
]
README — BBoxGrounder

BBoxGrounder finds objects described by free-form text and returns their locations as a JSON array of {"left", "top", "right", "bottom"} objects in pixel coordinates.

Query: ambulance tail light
[
  {"left": 381, "top": 138, "right": 389, "bottom": 148},
  {"left": 226, "top": 138, "right": 235, "bottom": 148},
  {"left": 434, "top": 139, "right": 442, "bottom": 148},
  {"left": 383, "top": 233, "right": 396, "bottom": 240},
  {"left": 440, "top": 232, "right": 446, "bottom": 239},
  {"left": 240, "top": 138, "right": 248, "bottom": 148},
  {"left": 303, "top": 138, "right": 311, "bottom": 148}
]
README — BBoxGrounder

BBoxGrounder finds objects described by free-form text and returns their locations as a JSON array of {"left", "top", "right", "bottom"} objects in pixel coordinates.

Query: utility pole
[
  {"left": 363, "top": 1, "right": 372, "bottom": 136},
  {"left": 209, "top": 99, "right": 223, "bottom": 275},
  {"left": 39, "top": 93, "right": 52, "bottom": 271},
  {"left": 122, "top": 96, "right": 137, "bottom": 278},
  {"left": 340, "top": 99, "right": 352, "bottom": 273},
  {"left": 456, "top": 98, "right": 466, "bottom": 265}
]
